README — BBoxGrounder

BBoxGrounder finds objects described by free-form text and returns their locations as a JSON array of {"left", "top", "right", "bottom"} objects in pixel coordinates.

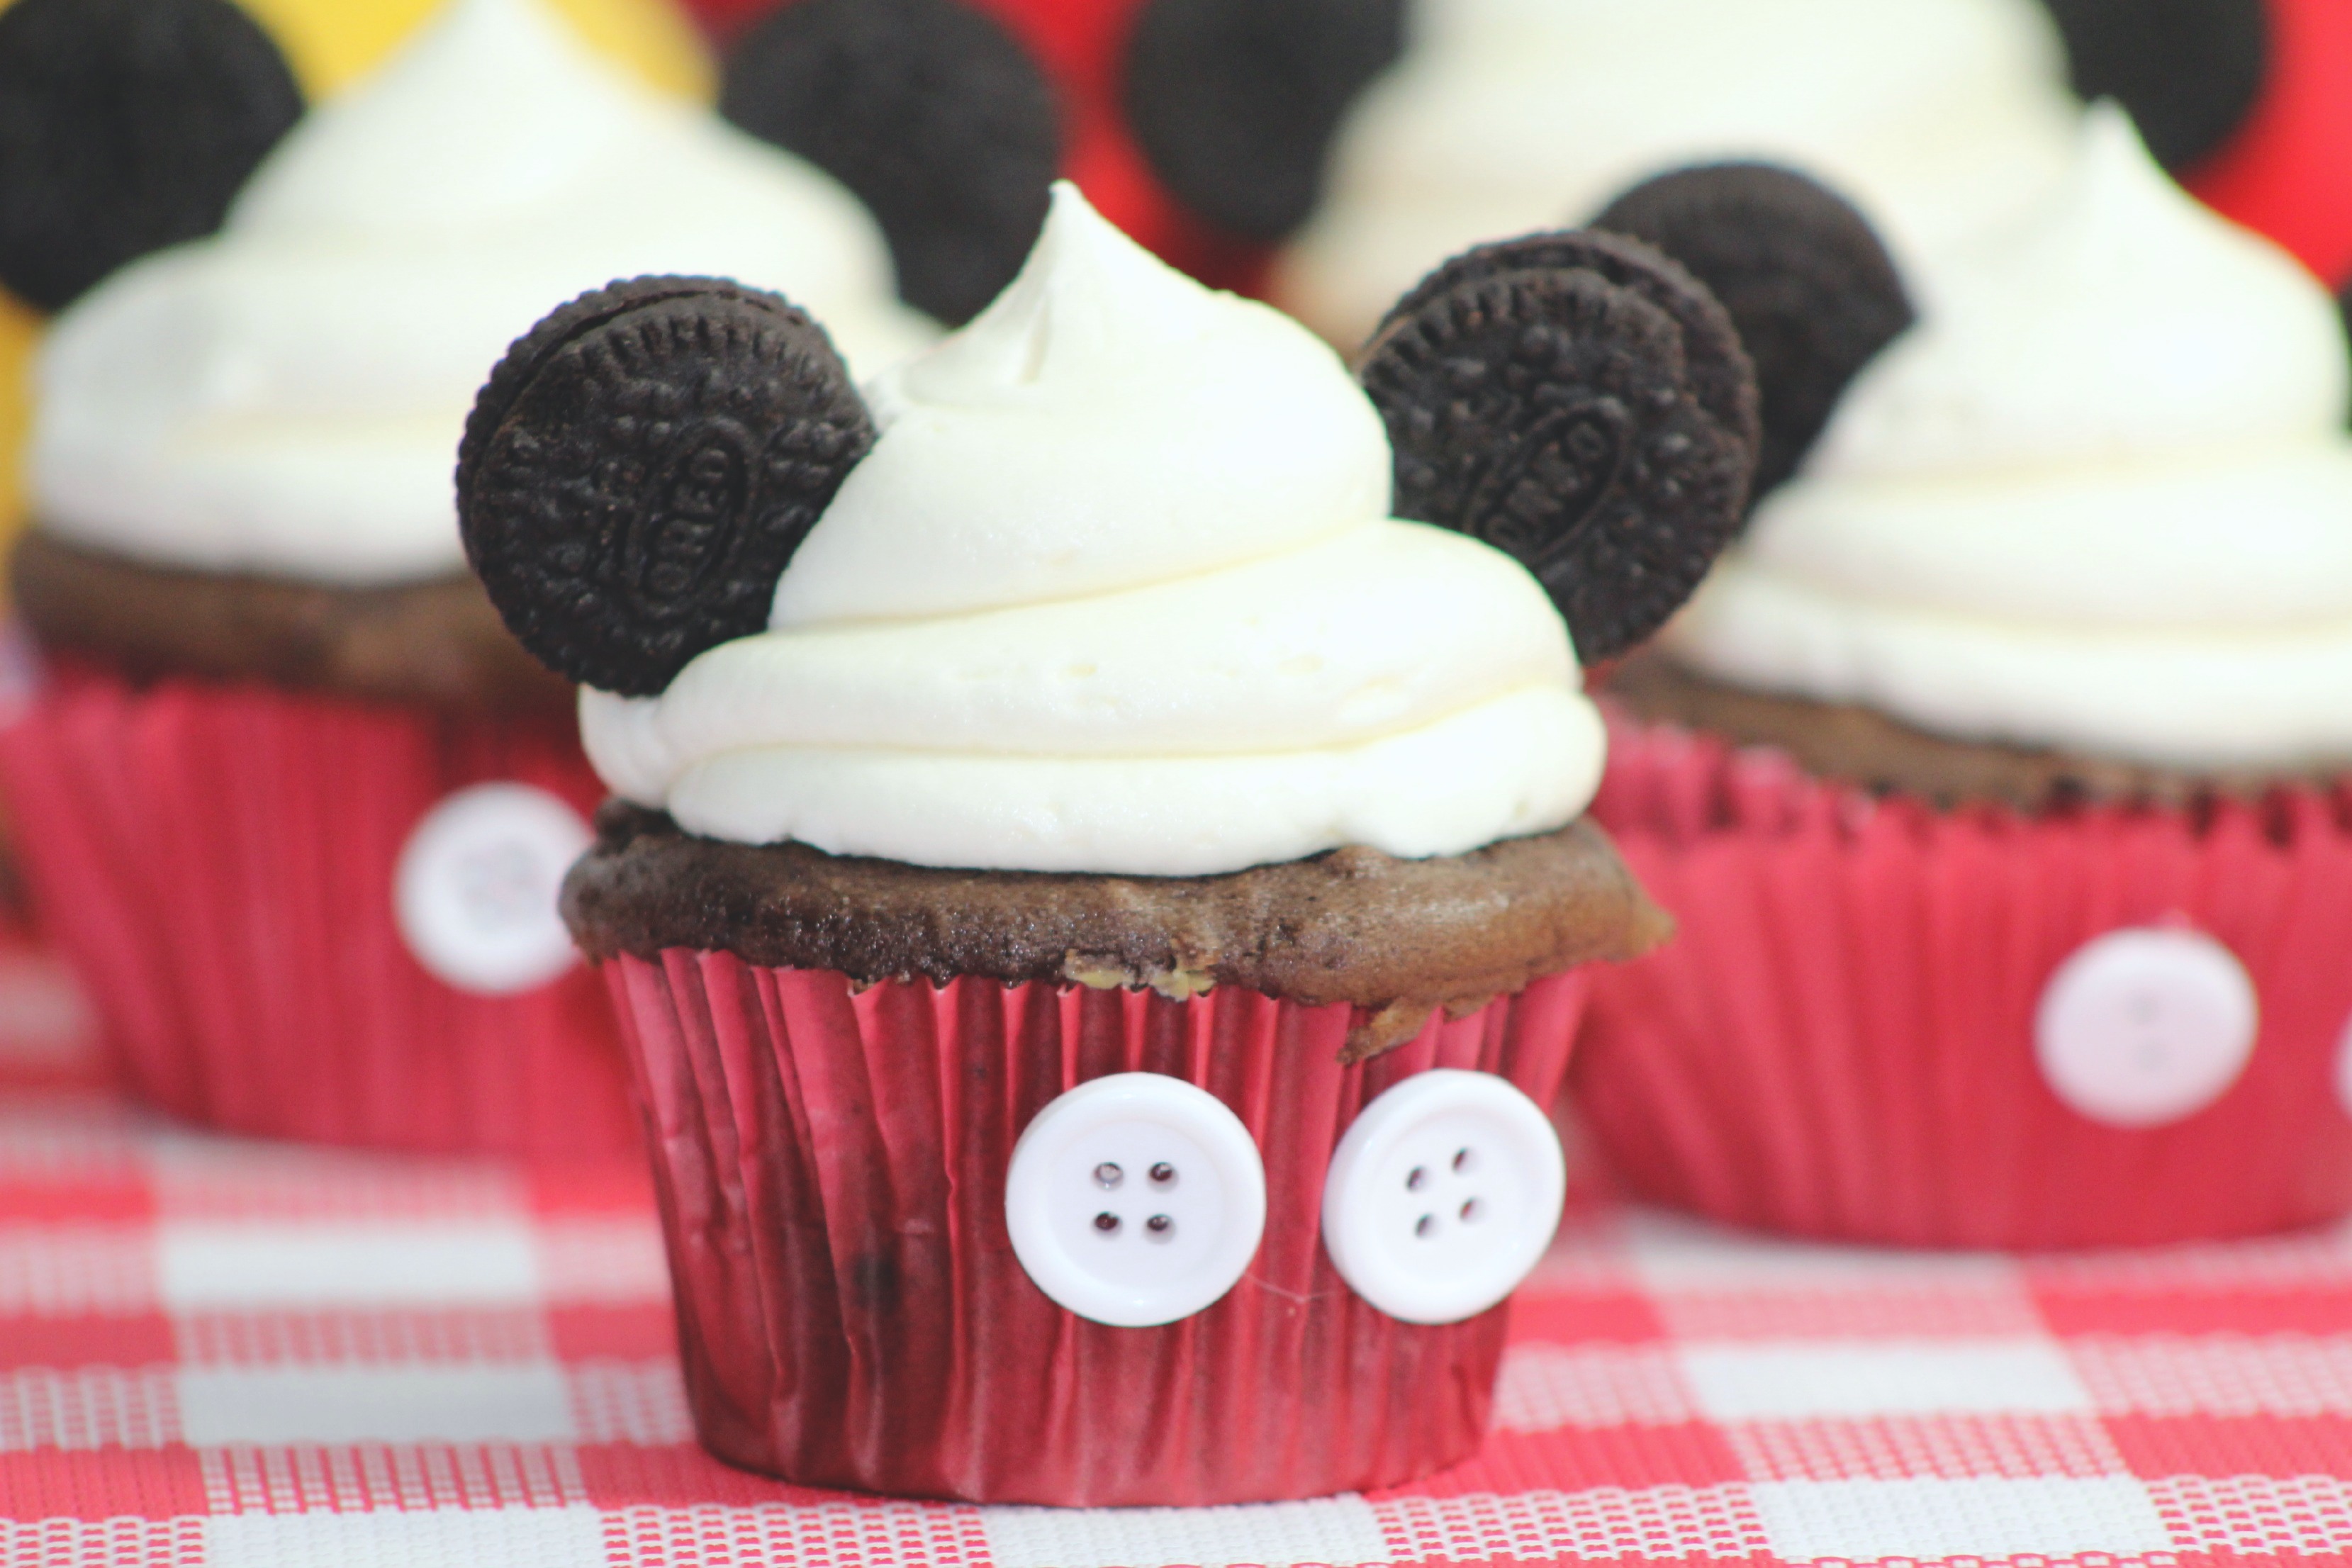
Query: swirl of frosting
[
  {"left": 1274, "top": 0, "right": 2081, "bottom": 349},
  {"left": 28, "top": 0, "right": 933, "bottom": 587},
  {"left": 1665, "top": 108, "right": 2352, "bottom": 771},
  {"left": 581, "top": 186, "right": 1600, "bottom": 877}
]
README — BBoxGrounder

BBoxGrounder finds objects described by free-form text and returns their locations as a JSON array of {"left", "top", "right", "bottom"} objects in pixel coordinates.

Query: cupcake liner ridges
[
  {"left": 603, "top": 947, "right": 1589, "bottom": 1506},
  {"left": 0, "top": 661, "right": 638, "bottom": 1158},
  {"left": 1575, "top": 712, "right": 2352, "bottom": 1249}
]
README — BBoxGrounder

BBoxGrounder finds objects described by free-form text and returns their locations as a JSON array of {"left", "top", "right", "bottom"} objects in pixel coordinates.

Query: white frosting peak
[
  {"left": 30, "top": 0, "right": 933, "bottom": 586},
  {"left": 1668, "top": 114, "right": 2352, "bottom": 772},
  {"left": 583, "top": 185, "right": 1600, "bottom": 875},
  {"left": 1813, "top": 105, "right": 2351, "bottom": 481},
  {"left": 775, "top": 186, "right": 1394, "bottom": 629},
  {"left": 1275, "top": 0, "right": 2083, "bottom": 348}
]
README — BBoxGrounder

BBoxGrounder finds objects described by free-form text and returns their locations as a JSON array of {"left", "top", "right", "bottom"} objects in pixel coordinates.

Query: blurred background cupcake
[
  {"left": 1109, "top": 0, "right": 2348, "bottom": 352},
  {"left": 1577, "top": 109, "right": 2352, "bottom": 1249},
  {"left": 0, "top": 0, "right": 1053, "bottom": 1155}
]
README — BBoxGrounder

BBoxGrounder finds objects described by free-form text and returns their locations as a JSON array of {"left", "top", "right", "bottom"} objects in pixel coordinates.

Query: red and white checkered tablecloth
[{"left": 1, "top": 944, "right": 2351, "bottom": 1567}]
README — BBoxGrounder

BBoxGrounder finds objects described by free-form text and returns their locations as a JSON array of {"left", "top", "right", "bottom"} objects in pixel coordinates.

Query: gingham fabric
[{"left": 3, "top": 946, "right": 2351, "bottom": 1567}]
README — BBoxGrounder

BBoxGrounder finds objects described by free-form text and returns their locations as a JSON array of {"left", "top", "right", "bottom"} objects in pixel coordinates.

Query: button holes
[
  {"left": 1460, "top": 1198, "right": 1482, "bottom": 1223},
  {"left": 1415, "top": 1214, "right": 1437, "bottom": 1238},
  {"left": 1149, "top": 1162, "right": 1177, "bottom": 1186},
  {"left": 1093, "top": 1163, "right": 1123, "bottom": 1189},
  {"left": 1406, "top": 1166, "right": 1428, "bottom": 1192},
  {"left": 1093, "top": 1212, "right": 1120, "bottom": 1235},
  {"left": 1145, "top": 1214, "right": 1175, "bottom": 1242},
  {"left": 1453, "top": 1147, "right": 1476, "bottom": 1174}
]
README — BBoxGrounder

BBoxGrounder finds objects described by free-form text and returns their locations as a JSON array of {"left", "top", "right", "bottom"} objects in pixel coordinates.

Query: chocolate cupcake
[
  {"left": 0, "top": 0, "right": 1048, "bottom": 1156},
  {"left": 1577, "top": 112, "right": 2352, "bottom": 1248},
  {"left": 460, "top": 185, "right": 1756, "bottom": 1501}
]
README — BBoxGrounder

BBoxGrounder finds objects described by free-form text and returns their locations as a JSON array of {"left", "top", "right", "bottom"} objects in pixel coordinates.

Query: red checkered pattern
[{"left": 1, "top": 945, "right": 2351, "bottom": 1566}]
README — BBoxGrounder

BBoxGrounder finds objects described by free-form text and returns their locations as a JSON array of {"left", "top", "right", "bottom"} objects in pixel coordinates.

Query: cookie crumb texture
[{"left": 564, "top": 803, "right": 1670, "bottom": 1060}]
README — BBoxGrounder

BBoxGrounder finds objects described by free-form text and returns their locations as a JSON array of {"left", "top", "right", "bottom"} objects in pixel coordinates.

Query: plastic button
[
  {"left": 2035, "top": 927, "right": 2258, "bottom": 1128},
  {"left": 1320, "top": 1069, "right": 1565, "bottom": 1326},
  {"left": 393, "top": 783, "right": 592, "bottom": 996},
  {"left": 1004, "top": 1073, "right": 1266, "bottom": 1328}
]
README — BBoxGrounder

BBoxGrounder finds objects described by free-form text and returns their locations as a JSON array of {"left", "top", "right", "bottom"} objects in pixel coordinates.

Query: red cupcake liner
[
  {"left": 0, "top": 659, "right": 638, "bottom": 1159},
  {"left": 601, "top": 948, "right": 1589, "bottom": 1505},
  {"left": 1574, "top": 712, "right": 2352, "bottom": 1250}
]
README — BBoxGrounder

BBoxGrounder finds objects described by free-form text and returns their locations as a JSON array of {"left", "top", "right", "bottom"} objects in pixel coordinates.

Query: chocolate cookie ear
[
  {"left": 1123, "top": 0, "right": 1405, "bottom": 243},
  {"left": 457, "top": 277, "right": 878, "bottom": 698},
  {"left": 2039, "top": 0, "right": 2269, "bottom": 172},
  {"left": 1593, "top": 162, "right": 1915, "bottom": 502},
  {"left": 0, "top": 0, "right": 303, "bottom": 312},
  {"left": 719, "top": 0, "right": 1061, "bottom": 328},
  {"left": 1359, "top": 240, "right": 1759, "bottom": 664}
]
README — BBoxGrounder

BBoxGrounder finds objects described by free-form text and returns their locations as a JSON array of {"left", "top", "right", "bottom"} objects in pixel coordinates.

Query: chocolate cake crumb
[{"left": 564, "top": 803, "right": 1673, "bottom": 1062}]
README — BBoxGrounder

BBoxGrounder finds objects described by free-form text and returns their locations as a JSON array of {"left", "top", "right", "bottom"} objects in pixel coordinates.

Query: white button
[
  {"left": 1320, "top": 1069, "right": 1566, "bottom": 1326},
  {"left": 393, "top": 783, "right": 593, "bottom": 996},
  {"left": 2034, "top": 927, "right": 2258, "bottom": 1128},
  {"left": 1004, "top": 1073, "right": 1266, "bottom": 1328}
]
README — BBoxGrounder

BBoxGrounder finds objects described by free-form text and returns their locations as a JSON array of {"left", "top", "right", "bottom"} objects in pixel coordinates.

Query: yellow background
[{"left": 0, "top": 0, "right": 712, "bottom": 555}]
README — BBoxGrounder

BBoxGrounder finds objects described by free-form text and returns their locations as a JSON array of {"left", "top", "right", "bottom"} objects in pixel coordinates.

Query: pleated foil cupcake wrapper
[
  {"left": 0, "top": 661, "right": 638, "bottom": 1158},
  {"left": 1574, "top": 713, "right": 2352, "bottom": 1249},
  {"left": 601, "top": 948, "right": 1590, "bottom": 1506}
]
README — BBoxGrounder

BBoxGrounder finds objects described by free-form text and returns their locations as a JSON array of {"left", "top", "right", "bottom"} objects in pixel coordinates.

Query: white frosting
[
  {"left": 28, "top": 0, "right": 933, "bottom": 586},
  {"left": 582, "top": 186, "right": 1600, "bottom": 875},
  {"left": 1667, "top": 110, "right": 2352, "bottom": 771},
  {"left": 1275, "top": 0, "right": 2083, "bottom": 348}
]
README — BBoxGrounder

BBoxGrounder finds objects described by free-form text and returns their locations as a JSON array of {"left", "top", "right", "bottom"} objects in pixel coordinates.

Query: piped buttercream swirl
[
  {"left": 1664, "top": 109, "right": 2352, "bottom": 771},
  {"left": 581, "top": 186, "right": 1601, "bottom": 875},
  {"left": 29, "top": 0, "right": 933, "bottom": 586}
]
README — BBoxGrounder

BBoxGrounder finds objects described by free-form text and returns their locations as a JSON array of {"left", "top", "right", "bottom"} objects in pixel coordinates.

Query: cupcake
[
  {"left": 0, "top": 0, "right": 1052, "bottom": 1155},
  {"left": 456, "top": 184, "right": 1763, "bottom": 1501},
  {"left": 1121, "top": 0, "right": 2268, "bottom": 354},
  {"left": 1575, "top": 108, "right": 2352, "bottom": 1249}
]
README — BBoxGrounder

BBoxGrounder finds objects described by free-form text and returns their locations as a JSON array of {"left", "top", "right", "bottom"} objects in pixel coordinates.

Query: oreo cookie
[
  {"left": 457, "top": 278, "right": 876, "bottom": 698},
  {"left": 1594, "top": 162, "right": 1915, "bottom": 500},
  {"left": 720, "top": 0, "right": 1060, "bottom": 327},
  {"left": 0, "top": 0, "right": 304, "bottom": 312},
  {"left": 1376, "top": 230, "right": 1762, "bottom": 473},
  {"left": 1124, "top": 0, "right": 1405, "bottom": 242},
  {"left": 1358, "top": 255, "right": 1758, "bottom": 664},
  {"left": 2039, "top": 0, "right": 2268, "bottom": 172}
]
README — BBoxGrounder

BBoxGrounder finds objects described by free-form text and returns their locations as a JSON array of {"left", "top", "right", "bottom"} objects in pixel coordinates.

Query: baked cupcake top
[
  {"left": 576, "top": 187, "right": 1600, "bottom": 877},
  {"left": 26, "top": 0, "right": 933, "bottom": 588},
  {"left": 1663, "top": 108, "right": 2352, "bottom": 773},
  {"left": 1268, "top": 0, "right": 2082, "bottom": 347}
]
